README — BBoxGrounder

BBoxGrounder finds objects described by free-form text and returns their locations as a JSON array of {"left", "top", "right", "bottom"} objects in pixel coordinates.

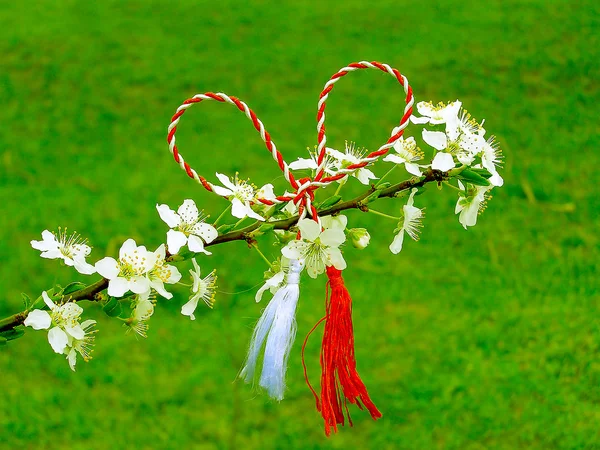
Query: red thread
[{"left": 304, "top": 267, "right": 382, "bottom": 436}]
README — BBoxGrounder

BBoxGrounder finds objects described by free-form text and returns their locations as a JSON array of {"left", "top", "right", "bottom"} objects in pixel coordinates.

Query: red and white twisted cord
[
  {"left": 166, "top": 62, "right": 414, "bottom": 219},
  {"left": 167, "top": 92, "right": 298, "bottom": 204},
  {"left": 314, "top": 61, "right": 414, "bottom": 184}
]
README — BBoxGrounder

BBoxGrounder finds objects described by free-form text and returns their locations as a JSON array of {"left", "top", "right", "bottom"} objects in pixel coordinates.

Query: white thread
[{"left": 240, "top": 259, "right": 303, "bottom": 401}]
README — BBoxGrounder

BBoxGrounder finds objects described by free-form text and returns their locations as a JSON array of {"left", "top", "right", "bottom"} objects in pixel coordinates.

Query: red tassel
[{"left": 302, "top": 266, "right": 382, "bottom": 436}]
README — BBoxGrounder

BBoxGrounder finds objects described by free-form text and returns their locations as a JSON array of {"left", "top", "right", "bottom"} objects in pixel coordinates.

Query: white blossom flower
[
  {"left": 479, "top": 137, "right": 504, "bottom": 187},
  {"left": 211, "top": 173, "right": 266, "bottom": 221},
  {"left": 320, "top": 214, "right": 348, "bottom": 231},
  {"left": 95, "top": 239, "right": 155, "bottom": 297},
  {"left": 383, "top": 136, "right": 426, "bottom": 176},
  {"left": 64, "top": 319, "right": 97, "bottom": 371},
  {"left": 31, "top": 229, "right": 96, "bottom": 275},
  {"left": 289, "top": 147, "right": 336, "bottom": 175},
  {"left": 410, "top": 100, "right": 462, "bottom": 124},
  {"left": 348, "top": 228, "right": 371, "bottom": 249},
  {"left": 423, "top": 106, "right": 495, "bottom": 174},
  {"left": 126, "top": 292, "right": 155, "bottom": 338},
  {"left": 455, "top": 181, "right": 493, "bottom": 229},
  {"left": 389, "top": 189, "right": 424, "bottom": 254},
  {"left": 423, "top": 111, "right": 485, "bottom": 172},
  {"left": 281, "top": 218, "right": 346, "bottom": 278},
  {"left": 181, "top": 259, "right": 217, "bottom": 320},
  {"left": 255, "top": 257, "right": 289, "bottom": 302},
  {"left": 327, "top": 142, "right": 377, "bottom": 185},
  {"left": 156, "top": 199, "right": 218, "bottom": 255},
  {"left": 147, "top": 244, "right": 182, "bottom": 299},
  {"left": 24, "top": 291, "right": 86, "bottom": 354}
]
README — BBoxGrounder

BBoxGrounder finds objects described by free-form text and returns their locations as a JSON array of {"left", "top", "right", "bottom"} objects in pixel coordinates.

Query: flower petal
[
  {"left": 107, "top": 277, "right": 130, "bottom": 297},
  {"left": 42, "top": 291, "right": 56, "bottom": 310},
  {"left": 156, "top": 204, "right": 181, "bottom": 228},
  {"left": 181, "top": 297, "right": 199, "bottom": 320},
  {"left": 151, "top": 280, "right": 172, "bottom": 299},
  {"left": 327, "top": 248, "right": 347, "bottom": 270},
  {"left": 230, "top": 198, "right": 247, "bottom": 219},
  {"left": 298, "top": 219, "right": 321, "bottom": 242},
  {"left": 177, "top": 199, "right": 200, "bottom": 224},
  {"left": 289, "top": 158, "right": 318, "bottom": 170},
  {"left": 356, "top": 168, "right": 377, "bottom": 185},
  {"left": 48, "top": 327, "right": 69, "bottom": 354},
  {"left": 192, "top": 223, "right": 218, "bottom": 244},
  {"left": 65, "top": 325, "right": 85, "bottom": 340},
  {"left": 188, "top": 234, "right": 211, "bottom": 255},
  {"left": 422, "top": 130, "right": 448, "bottom": 150},
  {"left": 129, "top": 276, "right": 150, "bottom": 295},
  {"left": 24, "top": 310, "right": 52, "bottom": 330},
  {"left": 281, "top": 241, "right": 307, "bottom": 260},
  {"left": 410, "top": 115, "right": 430, "bottom": 124},
  {"left": 31, "top": 230, "right": 58, "bottom": 251},
  {"left": 389, "top": 231, "right": 405, "bottom": 254},
  {"left": 119, "top": 239, "right": 137, "bottom": 260},
  {"left": 67, "top": 348, "right": 77, "bottom": 371},
  {"left": 244, "top": 205, "right": 266, "bottom": 222},
  {"left": 166, "top": 230, "right": 188, "bottom": 255},
  {"left": 383, "top": 154, "right": 404, "bottom": 164},
  {"left": 95, "top": 257, "right": 120, "bottom": 280},
  {"left": 320, "top": 228, "right": 346, "bottom": 247},
  {"left": 404, "top": 163, "right": 423, "bottom": 176},
  {"left": 73, "top": 258, "right": 97, "bottom": 275},
  {"left": 215, "top": 173, "right": 236, "bottom": 191},
  {"left": 490, "top": 172, "right": 504, "bottom": 187},
  {"left": 431, "top": 152, "right": 456, "bottom": 172}
]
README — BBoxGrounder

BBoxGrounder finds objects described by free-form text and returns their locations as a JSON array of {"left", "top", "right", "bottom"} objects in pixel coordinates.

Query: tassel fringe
[
  {"left": 303, "top": 266, "right": 382, "bottom": 436},
  {"left": 240, "top": 259, "right": 301, "bottom": 400}
]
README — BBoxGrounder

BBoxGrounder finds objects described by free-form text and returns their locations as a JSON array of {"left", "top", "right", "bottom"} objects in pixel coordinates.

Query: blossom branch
[{"left": 0, "top": 169, "right": 443, "bottom": 334}]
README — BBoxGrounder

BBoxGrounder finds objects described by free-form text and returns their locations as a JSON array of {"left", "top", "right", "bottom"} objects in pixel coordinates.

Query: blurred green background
[{"left": 0, "top": 0, "right": 598, "bottom": 448}]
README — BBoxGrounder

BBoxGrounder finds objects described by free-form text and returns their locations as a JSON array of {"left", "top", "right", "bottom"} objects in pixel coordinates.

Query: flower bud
[{"left": 348, "top": 228, "right": 371, "bottom": 249}]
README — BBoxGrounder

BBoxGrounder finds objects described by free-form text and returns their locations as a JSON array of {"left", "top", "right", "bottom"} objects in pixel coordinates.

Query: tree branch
[{"left": 0, "top": 169, "right": 443, "bottom": 334}]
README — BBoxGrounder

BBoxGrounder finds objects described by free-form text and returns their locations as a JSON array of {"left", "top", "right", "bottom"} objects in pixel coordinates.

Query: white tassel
[{"left": 240, "top": 259, "right": 302, "bottom": 400}]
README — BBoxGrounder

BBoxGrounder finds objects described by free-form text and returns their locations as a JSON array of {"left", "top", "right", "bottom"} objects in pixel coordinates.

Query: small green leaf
[
  {"left": 458, "top": 169, "right": 490, "bottom": 186},
  {"left": 62, "top": 282, "right": 86, "bottom": 296},
  {"left": 470, "top": 168, "right": 493, "bottom": 179},
  {"left": 318, "top": 195, "right": 342, "bottom": 209},
  {"left": 21, "top": 293, "right": 31, "bottom": 309},
  {"left": 361, "top": 190, "right": 382, "bottom": 205},
  {"left": 0, "top": 336, "right": 7, "bottom": 346},
  {"left": 375, "top": 182, "right": 392, "bottom": 190},
  {"left": 217, "top": 224, "right": 236, "bottom": 234},
  {"left": 0, "top": 327, "right": 25, "bottom": 342},
  {"left": 258, "top": 223, "right": 276, "bottom": 233},
  {"left": 102, "top": 297, "right": 122, "bottom": 317}
]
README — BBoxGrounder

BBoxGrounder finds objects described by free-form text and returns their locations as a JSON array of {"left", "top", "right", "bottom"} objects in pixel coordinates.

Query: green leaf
[
  {"left": 0, "top": 336, "right": 7, "bottom": 346},
  {"left": 470, "top": 168, "right": 493, "bottom": 179},
  {"left": 102, "top": 297, "right": 122, "bottom": 317},
  {"left": 217, "top": 224, "right": 236, "bottom": 234},
  {"left": 458, "top": 169, "right": 490, "bottom": 186},
  {"left": 21, "top": 293, "right": 31, "bottom": 309},
  {"left": 258, "top": 223, "right": 276, "bottom": 233},
  {"left": 318, "top": 195, "right": 342, "bottom": 209},
  {"left": 0, "top": 327, "right": 25, "bottom": 342},
  {"left": 361, "top": 190, "right": 382, "bottom": 205},
  {"left": 62, "top": 282, "right": 87, "bottom": 296},
  {"left": 375, "top": 182, "right": 391, "bottom": 190}
]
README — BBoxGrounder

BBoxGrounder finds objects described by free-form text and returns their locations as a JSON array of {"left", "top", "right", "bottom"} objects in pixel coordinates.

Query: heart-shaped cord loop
[
  {"left": 289, "top": 62, "right": 414, "bottom": 220},
  {"left": 314, "top": 61, "right": 414, "bottom": 184},
  {"left": 167, "top": 92, "right": 297, "bottom": 205},
  {"left": 166, "top": 62, "right": 414, "bottom": 221}
]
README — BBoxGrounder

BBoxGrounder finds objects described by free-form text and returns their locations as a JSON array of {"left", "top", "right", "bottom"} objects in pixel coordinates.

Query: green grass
[{"left": 0, "top": 0, "right": 598, "bottom": 448}]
